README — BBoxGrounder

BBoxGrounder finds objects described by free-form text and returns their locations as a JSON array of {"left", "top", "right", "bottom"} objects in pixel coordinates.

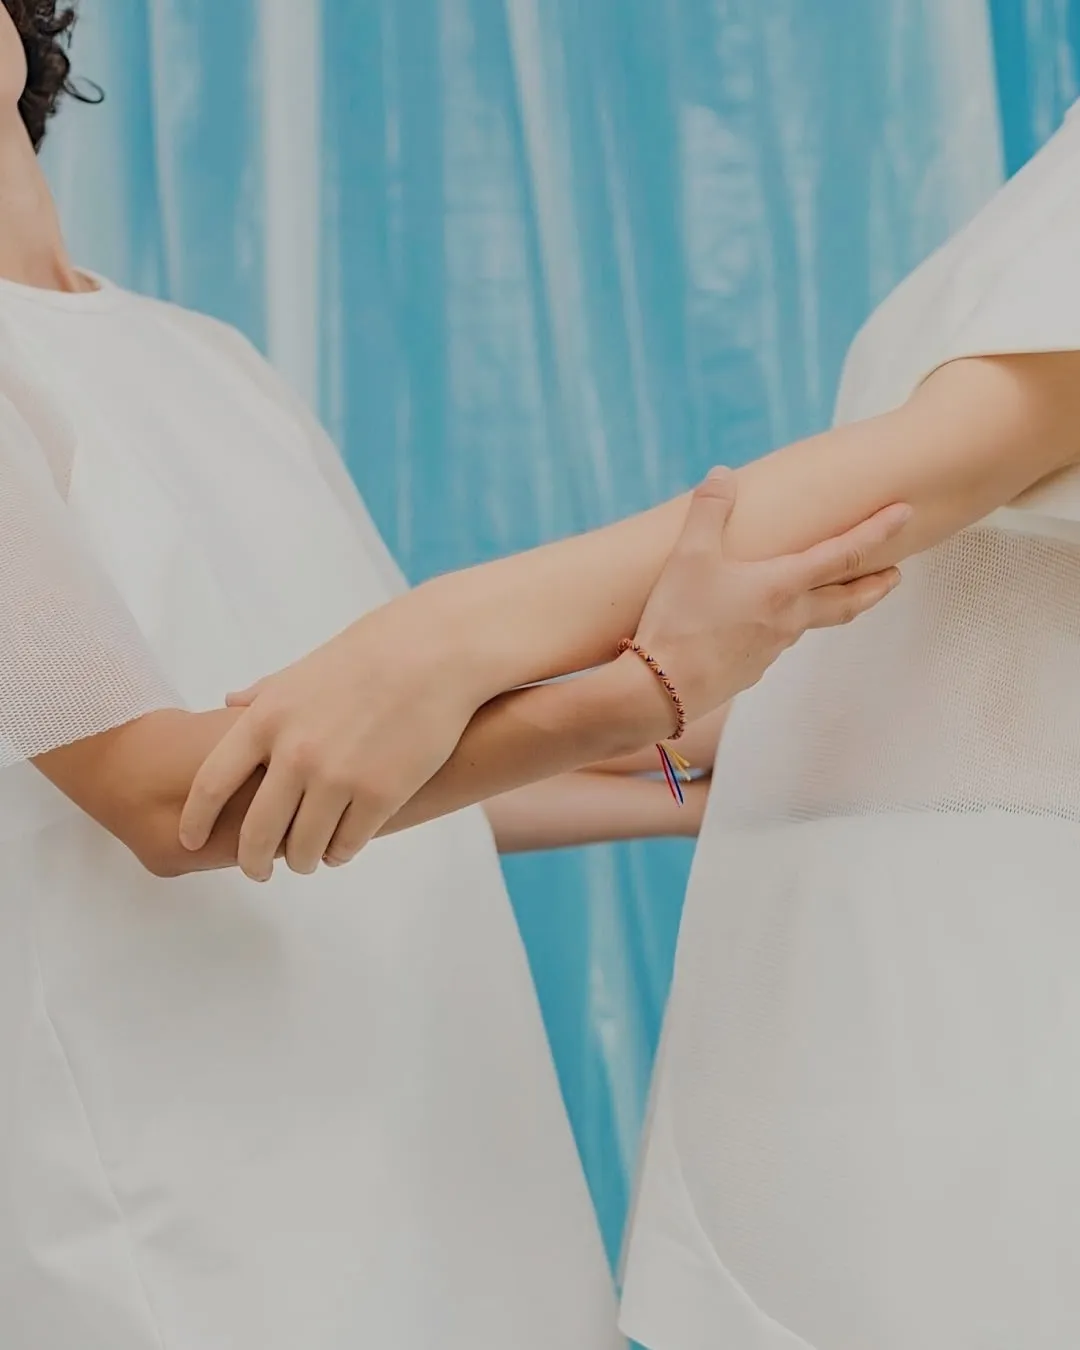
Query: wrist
[
  {"left": 374, "top": 578, "right": 497, "bottom": 711},
  {"left": 409, "top": 573, "right": 514, "bottom": 706},
  {"left": 571, "top": 653, "right": 680, "bottom": 760}
]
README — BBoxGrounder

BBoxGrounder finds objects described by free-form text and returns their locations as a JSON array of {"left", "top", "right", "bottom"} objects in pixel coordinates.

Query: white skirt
[{"left": 621, "top": 809, "right": 1080, "bottom": 1350}]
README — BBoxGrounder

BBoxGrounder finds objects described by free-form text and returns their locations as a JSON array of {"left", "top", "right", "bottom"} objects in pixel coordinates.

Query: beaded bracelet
[{"left": 617, "top": 639, "right": 693, "bottom": 805}]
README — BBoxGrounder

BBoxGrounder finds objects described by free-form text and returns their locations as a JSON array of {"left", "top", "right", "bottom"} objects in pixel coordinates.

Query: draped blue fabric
[
  {"left": 42, "top": 0, "right": 1076, "bottom": 1270},
  {"left": 989, "top": 0, "right": 1080, "bottom": 173}
]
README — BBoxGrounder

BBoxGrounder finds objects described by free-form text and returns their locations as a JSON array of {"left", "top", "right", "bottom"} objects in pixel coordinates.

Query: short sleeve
[
  {"left": 930, "top": 114, "right": 1080, "bottom": 534},
  {"left": 157, "top": 305, "right": 409, "bottom": 599},
  {"left": 929, "top": 125, "right": 1080, "bottom": 376},
  {"left": 839, "top": 106, "right": 1080, "bottom": 537},
  {"left": 0, "top": 387, "right": 177, "bottom": 767}
]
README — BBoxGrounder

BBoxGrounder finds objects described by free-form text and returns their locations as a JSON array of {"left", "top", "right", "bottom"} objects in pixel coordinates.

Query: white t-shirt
[
  {"left": 0, "top": 275, "right": 622, "bottom": 1350},
  {"left": 621, "top": 103, "right": 1080, "bottom": 1350}
]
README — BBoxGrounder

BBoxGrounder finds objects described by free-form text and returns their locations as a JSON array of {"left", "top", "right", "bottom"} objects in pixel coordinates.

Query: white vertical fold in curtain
[
  {"left": 41, "top": 0, "right": 164, "bottom": 293},
  {"left": 921, "top": 0, "right": 1004, "bottom": 229},
  {"left": 504, "top": 0, "right": 617, "bottom": 517},
  {"left": 257, "top": 0, "right": 322, "bottom": 407}
]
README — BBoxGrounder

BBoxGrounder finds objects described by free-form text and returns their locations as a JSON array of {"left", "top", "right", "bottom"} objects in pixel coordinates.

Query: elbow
[
  {"left": 135, "top": 843, "right": 192, "bottom": 880},
  {"left": 120, "top": 808, "right": 199, "bottom": 879}
]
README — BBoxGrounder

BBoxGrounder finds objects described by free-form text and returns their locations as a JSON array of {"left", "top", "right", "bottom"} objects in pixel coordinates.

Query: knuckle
[
  {"left": 244, "top": 700, "right": 278, "bottom": 739},
  {"left": 320, "top": 766, "right": 355, "bottom": 796},
  {"left": 842, "top": 545, "right": 867, "bottom": 577},
  {"left": 281, "top": 736, "right": 321, "bottom": 776},
  {"left": 349, "top": 779, "right": 387, "bottom": 815}
]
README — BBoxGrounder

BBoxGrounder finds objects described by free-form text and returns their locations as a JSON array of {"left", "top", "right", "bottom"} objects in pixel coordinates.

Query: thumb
[
  {"left": 676, "top": 466, "right": 737, "bottom": 554},
  {"left": 225, "top": 680, "right": 262, "bottom": 708}
]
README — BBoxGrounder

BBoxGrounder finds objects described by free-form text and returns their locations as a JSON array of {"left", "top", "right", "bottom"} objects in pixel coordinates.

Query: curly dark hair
[{"left": 4, "top": 1, "right": 98, "bottom": 151}]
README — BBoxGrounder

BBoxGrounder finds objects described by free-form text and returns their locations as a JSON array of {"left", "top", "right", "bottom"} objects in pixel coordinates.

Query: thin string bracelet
[{"left": 617, "top": 639, "right": 693, "bottom": 805}]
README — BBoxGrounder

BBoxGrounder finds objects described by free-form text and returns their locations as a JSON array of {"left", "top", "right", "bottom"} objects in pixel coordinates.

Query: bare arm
[
  {"left": 192, "top": 478, "right": 904, "bottom": 877},
  {"left": 30, "top": 641, "right": 693, "bottom": 875},
  {"left": 586, "top": 705, "right": 730, "bottom": 777},
  {"left": 379, "top": 666, "right": 725, "bottom": 845},
  {"left": 432, "top": 353, "right": 1080, "bottom": 697},
  {"left": 456, "top": 354, "right": 1080, "bottom": 858},
  {"left": 31, "top": 477, "right": 850, "bottom": 879},
  {"left": 484, "top": 772, "right": 709, "bottom": 854},
  {"left": 365, "top": 353, "right": 1080, "bottom": 844},
  {"left": 32, "top": 708, "right": 261, "bottom": 877},
  {"left": 180, "top": 350, "right": 1080, "bottom": 879}
]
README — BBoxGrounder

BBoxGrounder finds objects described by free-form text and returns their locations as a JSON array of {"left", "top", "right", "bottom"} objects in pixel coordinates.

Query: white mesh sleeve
[{"left": 0, "top": 392, "right": 177, "bottom": 767}]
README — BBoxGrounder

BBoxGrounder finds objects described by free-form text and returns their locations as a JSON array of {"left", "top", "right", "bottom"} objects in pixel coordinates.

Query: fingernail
[
  {"left": 887, "top": 567, "right": 902, "bottom": 589},
  {"left": 895, "top": 505, "right": 913, "bottom": 525},
  {"left": 707, "top": 465, "right": 731, "bottom": 481}
]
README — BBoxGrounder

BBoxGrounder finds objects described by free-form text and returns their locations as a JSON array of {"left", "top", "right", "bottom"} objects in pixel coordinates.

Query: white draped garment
[
  {"left": 621, "top": 99, "right": 1080, "bottom": 1350},
  {"left": 0, "top": 272, "right": 622, "bottom": 1350}
]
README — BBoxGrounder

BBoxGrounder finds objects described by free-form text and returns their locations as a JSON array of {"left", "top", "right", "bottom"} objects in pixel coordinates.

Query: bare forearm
[
  {"left": 485, "top": 771, "right": 707, "bottom": 853},
  {"left": 380, "top": 655, "right": 677, "bottom": 837},
  {"left": 589, "top": 704, "right": 730, "bottom": 776},
  {"left": 419, "top": 495, "right": 692, "bottom": 698},
  {"left": 135, "top": 712, "right": 264, "bottom": 874},
  {"left": 35, "top": 708, "right": 262, "bottom": 875},
  {"left": 414, "top": 414, "right": 912, "bottom": 701},
  {"left": 419, "top": 355, "right": 1080, "bottom": 707}
]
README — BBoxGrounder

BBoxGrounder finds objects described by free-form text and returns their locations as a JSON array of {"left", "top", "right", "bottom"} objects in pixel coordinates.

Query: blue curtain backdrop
[{"left": 43, "top": 0, "right": 1079, "bottom": 1268}]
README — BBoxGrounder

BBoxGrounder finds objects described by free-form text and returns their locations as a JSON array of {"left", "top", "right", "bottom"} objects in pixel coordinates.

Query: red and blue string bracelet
[{"left": 617, "top": 638, "right": 692, "bottom": 805}]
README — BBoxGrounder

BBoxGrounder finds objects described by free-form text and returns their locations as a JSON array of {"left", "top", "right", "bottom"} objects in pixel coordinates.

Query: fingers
[
  {"left": 284, "top": 783, "right": 351, "bottom": 876},
  {"left": 225, "top": 681, "right": 261, "bottom": 709},
  {"left": 802, "top": 567, "right": 901, "bottom": 630},
  {"left": 788, "top": 502, "right": 912, "bottom": 589},
  {"left": 674, "top": 466, "right": 737, "bottom": 555},
  {"left": 180, "top": 716, "right": 267, "bottom": 851},
  {"left": 323, "top": 799, "right": 381, "bottom": 869},
  {"left": 236, "top": 762, "right": 303, "bottom": 882}
]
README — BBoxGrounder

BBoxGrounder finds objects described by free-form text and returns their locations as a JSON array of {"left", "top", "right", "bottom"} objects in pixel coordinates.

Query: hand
[
  {"left": 178, "top": 590, "right": 484, "bottom": 881},
  {"left": 631, "top": 467, "right": 909, "bottom": 724}
]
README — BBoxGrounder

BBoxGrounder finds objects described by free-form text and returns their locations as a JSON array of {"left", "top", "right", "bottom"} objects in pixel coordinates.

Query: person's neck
[{"left": 0, "top": 113, "right": 88, "bottom": 294}]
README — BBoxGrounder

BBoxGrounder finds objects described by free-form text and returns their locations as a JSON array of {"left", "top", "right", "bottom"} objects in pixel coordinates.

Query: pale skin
[
  {"left": 487, "top": 706, "right": 730, "bottom": 854},
  {"left": 158, "top": 347, "right": 1080, "bottom": 881},
  {"left": 33, "top": 474, "right": 905, "bottom": 875}
]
